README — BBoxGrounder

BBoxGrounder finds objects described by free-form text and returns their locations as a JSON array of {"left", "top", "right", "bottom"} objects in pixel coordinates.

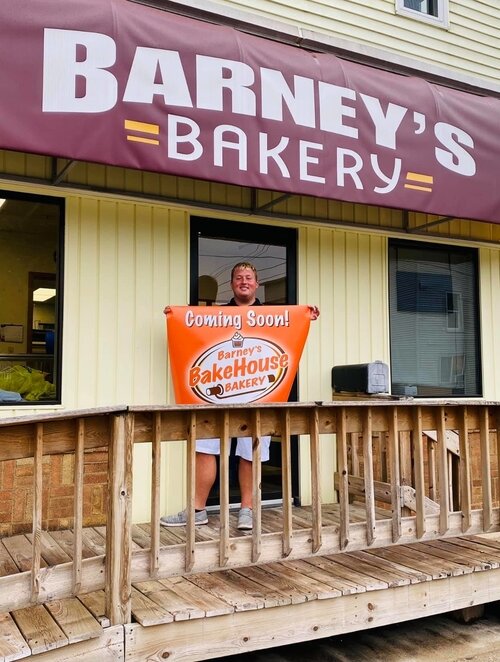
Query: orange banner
[{"left": 166, "top": 305, "right": 311, "bottom": 405}]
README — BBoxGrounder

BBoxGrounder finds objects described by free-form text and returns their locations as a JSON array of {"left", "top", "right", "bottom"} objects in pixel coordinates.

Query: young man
[{"left": 161, "top": 261, "right": 319, "bottom": 530}]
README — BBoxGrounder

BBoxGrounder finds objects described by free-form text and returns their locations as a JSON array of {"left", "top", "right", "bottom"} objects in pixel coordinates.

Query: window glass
[
  {"left": 396, "top": 0, "right": 448, "bottom": 27},
  {"left": 389, "top": 240, "right": 481, "bottom": 397},
  {"left": 0, "top": 193, "right": 63, "bottom": 405}
]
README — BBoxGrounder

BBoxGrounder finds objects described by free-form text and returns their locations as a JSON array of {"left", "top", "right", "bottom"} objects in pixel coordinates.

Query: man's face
[{"left": 231, "top": 267, "right": 259, "bottom": 304}]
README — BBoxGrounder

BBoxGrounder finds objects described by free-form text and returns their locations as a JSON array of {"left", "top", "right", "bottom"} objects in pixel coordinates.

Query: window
[
  {"left": 389, "top": 240, "right": 481, "bottom": 397},
  {"left": 0, "top": 192, "right": 64, "bottom": 405},
  {"left": 396, "top": 0, "right": 449, "bottom": 27}
]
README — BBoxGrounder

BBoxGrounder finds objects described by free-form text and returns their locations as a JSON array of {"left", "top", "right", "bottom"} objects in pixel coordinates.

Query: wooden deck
[{"left": 3, "top": 505, "right": 500, "bottom": 661}]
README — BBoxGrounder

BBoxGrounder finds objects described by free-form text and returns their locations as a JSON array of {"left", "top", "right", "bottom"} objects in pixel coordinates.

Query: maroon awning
[{"left": 1, "top": 0, "right": 499, "bottom": 222}]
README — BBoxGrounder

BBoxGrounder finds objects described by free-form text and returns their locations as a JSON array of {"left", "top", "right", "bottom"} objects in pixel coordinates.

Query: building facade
[{"left": 0, "top": 0, "right": 499, "bottom": 524}]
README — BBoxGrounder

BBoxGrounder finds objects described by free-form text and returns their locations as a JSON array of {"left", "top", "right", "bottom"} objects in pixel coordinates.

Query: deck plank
[
  {"left": 133, "top": 579, "right": 204, "bottom": 620},
  {"left": 409, "top": 541, "right": 476, "bottom": 573},
  {"left": 0, "top": 541, "right": 19, "bottom": 577},
  {"left": 48, "top": 530, "right": 97, "bottom": 560},
  {"left": 447, "top": 537, "right": 500, "bottom": 564},
  {"left": 264, "top": 560, "right": 339, "bottom": 600},
  {"left": 3, "top": 534, "right": 47, "bottom": 572},
  {"left": 77, "top": 591, "right": 110, "bottom": 627},
  {"left": 363, "top": 545, "right": 441, "bottom": 580},
  {"left": 398, "top": 544, "right": 475, "bottom": 577},
  {"left": 130, "top": 586, "right": 174, "bottom": 626},
  {"left": 0, "top": 612, "right": 30, "bottom": 661},
  {"left": 231, "top": 564, "right": 310, "bottom": 604},
  {"left": 45, "top": 598, "right": 102, "bottom": 644},
  {"left": 11, "top": 604, "right": 67, "bottom": 654},
  {"left": 328, "top": 552, "right": 411, "bottom": 587},
  {"left": 161, "top": 576, "right": 234, "bottom": 616},
  {"left": 363, "top": 547, "right": 432, "bottom": 581},
  {"left": 421, "top": 539, "right": 494, "bottom": 570},
  {"left": 212, "top": 569, "right": 292, "bottom": 608},
  {"left": 306, "top": 555, "right": 387, "bottom": 591},
  {"left": 26, "top": 531, "right": 72, "bottom": 566},
  {"left": 348, "top": 549, "right": 427, "bottom": 584},
  {"left": 278, "top": 559, "right": 351, "bottom": 597},
  {"left": 187, "top": 570, "right": 265, "bottom": 611}
]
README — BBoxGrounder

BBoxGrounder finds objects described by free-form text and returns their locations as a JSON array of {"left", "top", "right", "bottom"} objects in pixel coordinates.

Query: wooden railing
[{"left": 0, "top": 400, "right": 499, "bottom": 623}]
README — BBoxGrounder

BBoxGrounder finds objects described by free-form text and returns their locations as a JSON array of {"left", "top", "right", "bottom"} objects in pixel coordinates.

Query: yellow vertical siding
[
  {"left": 298, "top": 226, "right": 389, "bottom": 504},
  {"left": 63, "top": 197, "right": 189, "bottom": 409},
  {"left": 63, "top": 197, "right": 190, "bottom": 520},
  {"left": 479, "top": 248, "right": 500, "bottom": 399}
]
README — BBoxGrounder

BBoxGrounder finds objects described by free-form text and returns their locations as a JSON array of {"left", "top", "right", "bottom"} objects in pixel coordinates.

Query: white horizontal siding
[{"left": 209, "top": 0, "right": 500, "bottom": 84}]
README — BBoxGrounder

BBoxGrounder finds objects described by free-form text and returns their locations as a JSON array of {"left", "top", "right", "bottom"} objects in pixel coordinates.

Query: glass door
[{"left": 190, "top": 217, "right": 298, "bottom": 505}]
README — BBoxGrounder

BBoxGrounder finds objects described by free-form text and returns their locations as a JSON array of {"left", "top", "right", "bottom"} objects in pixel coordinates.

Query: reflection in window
[
  {"left": 0, "top": 193, "right": 63, "bottom": 404},
  {"left": 389, "top": 240, "right": 481, "bottom": 397}
]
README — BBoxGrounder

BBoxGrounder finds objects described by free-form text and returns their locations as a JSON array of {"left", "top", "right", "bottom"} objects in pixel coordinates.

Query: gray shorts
[{"left": 196, "top": 436, "right": 271, "bottom": 462}]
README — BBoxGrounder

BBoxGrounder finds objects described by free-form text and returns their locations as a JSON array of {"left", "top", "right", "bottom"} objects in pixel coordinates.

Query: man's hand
[{"left": 308, "top": 305, "right": 320, "bottom": 320}]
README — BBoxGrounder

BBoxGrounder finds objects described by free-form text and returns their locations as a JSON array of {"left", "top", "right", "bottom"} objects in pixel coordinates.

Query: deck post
[{"left": 105, "top": 412, "right": 134, "bottom": 625}]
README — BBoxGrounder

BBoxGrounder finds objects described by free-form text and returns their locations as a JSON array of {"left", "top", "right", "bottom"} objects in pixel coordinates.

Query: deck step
[{"left": 0, "top": 598, "right": 104, "bottom": 660}]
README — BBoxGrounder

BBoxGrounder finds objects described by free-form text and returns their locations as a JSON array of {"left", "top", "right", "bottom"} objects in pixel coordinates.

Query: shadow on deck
[{"left": 3, "top": 504, "right": 500, "bottom": 661}]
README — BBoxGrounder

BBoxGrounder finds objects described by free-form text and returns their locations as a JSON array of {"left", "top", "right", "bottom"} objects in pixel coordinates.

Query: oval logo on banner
[{"left": 189, "top": 334, "right": 289, "bottom": 404}]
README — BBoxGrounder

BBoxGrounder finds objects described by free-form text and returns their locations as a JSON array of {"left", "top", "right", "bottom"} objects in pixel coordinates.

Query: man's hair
[{"left": 231, "top": 262, "right": 258, "bottom": 281}]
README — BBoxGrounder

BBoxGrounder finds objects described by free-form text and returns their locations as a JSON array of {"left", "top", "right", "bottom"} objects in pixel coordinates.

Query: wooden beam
[
  {"left": 105, "top": 413, "right": 133, "bottom": 625},
  {"left": 362, "top": 408, "right": 376, "bottom": 546},
  {"left": 219, "top": 410, "right": 230, "bottom": 567},
  {"left": 480, "top": 406, "right": 493, "bottom": 532},
  {"left": 186, "top": 412, "right": 196, "bottom": 573},
  {"left": 437, "top": 407, "right": 450, "bottom": 535},
  {"left": 281, "top": 409, "right": 293, "bottom": 558},
  {"left": 251, "top": 409, "right": 262, "bottom": 564},
  {"left": 72, "top": 418, "right": 85, "bottom": 594},
  {"left": 413, "top": 407, "right": 426, "bottom": 538},
  {"left": 388, "top": 407, "right": 402, "bottom": 543},
  {"left": 458, "top": 406, "right": 472, "bottom": 533},
  {"left": 337, "top": 408, "right": 349, "bottom": 550},
  {"left": 31, "top": 423, "right": 43, "bottom": 603},
  {"left": 150, "top": 412, "right": 162, "bottom": 577},
  {"left": 309, "top": 408, "right": 322, "bottom": 554}
]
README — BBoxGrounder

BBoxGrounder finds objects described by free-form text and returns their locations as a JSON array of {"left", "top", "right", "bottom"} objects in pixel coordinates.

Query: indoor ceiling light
[{"left": 33, "top": 287, "right": 56, "bottom": 302}]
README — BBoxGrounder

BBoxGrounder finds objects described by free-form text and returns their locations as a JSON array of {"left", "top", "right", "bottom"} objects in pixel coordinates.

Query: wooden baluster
[
  {"left": 310, "top": 408, "right": 322, "bottom": 554},
  {"left": 496, "top": 407, "right": 500, "bottom": 513},
  {"left": 388, "top": 407, "right": 402, "bottom": 543},
  {"left": 427, "top": 437, "right": 437, "bottom": 502},
  {"left": 150, "top": 412, "right": 161, "bottom": 577},
  {"left": 458, "top": 406, "right": 472, "bottom": 533},
  {"left": 413, "top": 407, "right": 426, "bottom": 539},
  {"left": 480, "top": 406, "right": 493, "bottom": 532},
  {"left": 185, "top": 411, "right": 196, "bottom": 572},
  {"left": 251, "top": 409, "right": 262, "bottom": 564},
  {"left": 363, "top": 407, "right": 376, "bottom": 546},
  {"left": 73, "top": 418, "right": 85, "bottom": 595},
  {"left": 437, "top": 407, "right": 450, "bottom": 535},
  {"left": 399, "top": 431, "right": 412, "bottom": 517},
  {"left": 219, "top": 410, "right": 230, "bottom": 567},
  {"left": 105, "top": 412, "right": 133, "bottom": 625},
  {"left": 31, "top": 422, "right": 43, "bottom": 603},
  {"left": 337, "top": 407, "right": 349, "bottom": 550},
  {"left": 281, "top": 408, "right": 293, "bottom": 558}
]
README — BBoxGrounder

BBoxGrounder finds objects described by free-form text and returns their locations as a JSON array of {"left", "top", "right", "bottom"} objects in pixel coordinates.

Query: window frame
[
  {"left": 388, "top": 238, "right": 482, "bottom": 399},
  {"left": 0, "top": 190, "right": 65, "bottom": 406},
  {"left": 395, "top": 0, "right": 449, "bottom": 28}
]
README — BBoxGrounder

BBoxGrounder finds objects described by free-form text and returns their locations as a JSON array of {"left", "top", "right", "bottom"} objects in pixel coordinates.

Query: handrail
[{"left": 0, "top": 400, "right": 498, "bottom": 624}]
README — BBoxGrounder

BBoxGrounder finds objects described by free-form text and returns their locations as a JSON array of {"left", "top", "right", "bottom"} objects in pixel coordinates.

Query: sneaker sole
[
  {"left": 237, "top": 524, "right": 252, "bottom": 530},
  {"left": 160, "top": 519, "right": 208, "bottom": 527}
]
